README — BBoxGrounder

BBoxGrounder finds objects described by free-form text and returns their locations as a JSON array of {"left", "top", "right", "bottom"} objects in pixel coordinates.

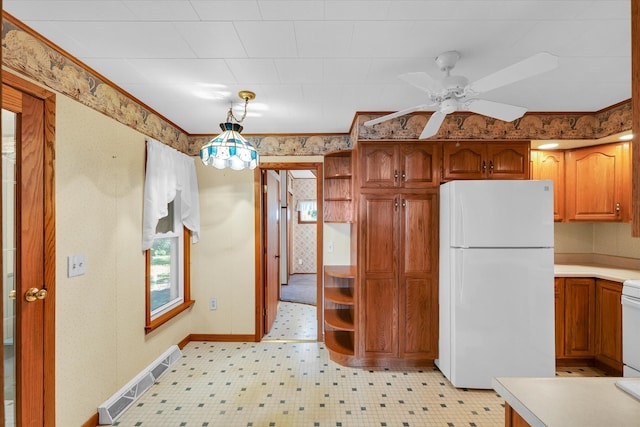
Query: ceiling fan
[{"left": 364, "top": 51, "right": 559, "bottom": 139}]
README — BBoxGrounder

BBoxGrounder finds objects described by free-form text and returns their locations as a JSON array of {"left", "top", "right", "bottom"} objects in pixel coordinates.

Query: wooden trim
[
  {"left": 632, "top": 0, "right": 640, "bottom": 236},
  {"left": 144, "top": 299, "right": 195, "bottom": 334},
  {"left": 177, "top": 335, "right": 192, "bottom": 349},
  {"left": 2, "top": 71, "right": 57, "bottom": 427},
  {"left": 188, "top": 334, "right": 257, "bottom": 342},
  {"left": 254, "top": 169, "right": 264, "bottom": 341},
  {"left": 257, "top": 162, "right": 324, "bottom": 341},
  {"left": 81, "top": 413, "right": 100, "bottom": 427}
]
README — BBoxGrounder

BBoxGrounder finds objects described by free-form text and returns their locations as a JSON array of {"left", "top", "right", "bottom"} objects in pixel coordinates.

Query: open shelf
[
  {"left": 324, "top": 309, "right": 355, "bottom": 331},
  {"left": 324, "top": 330, "right": 355, "bottom": 357}
]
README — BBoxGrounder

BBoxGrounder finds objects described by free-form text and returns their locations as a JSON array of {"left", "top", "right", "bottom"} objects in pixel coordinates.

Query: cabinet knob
[
  {"left": 616, "top": 202, "right": 621, "bottom": 215},
  {"left": 402, "top": 171, "right": 406, "bottom": 181},
  {"left": 482, "top": 161, "right": 487, "bottom": 172},
  {"left": 394, "top": 170, "right": 398, "bottom": 181},
  {"left": 489, "top": 161, "right": 494, "bottom": 174}
]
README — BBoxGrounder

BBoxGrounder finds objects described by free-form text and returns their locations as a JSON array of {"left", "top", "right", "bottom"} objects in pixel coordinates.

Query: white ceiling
[{"left": 2, "top": 1, "right": 631, "bottom": 138}]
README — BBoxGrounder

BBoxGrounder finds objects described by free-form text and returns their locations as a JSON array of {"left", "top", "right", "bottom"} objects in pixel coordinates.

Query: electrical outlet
[
  {"left": 298, "top": 259, "right": 303, "bottom": 265},
  {"left": 209, "top": 298, "right": 217, "bottom": 311},
  {"left": 327, "top": 241, "right": 334, "bottom": 253}
]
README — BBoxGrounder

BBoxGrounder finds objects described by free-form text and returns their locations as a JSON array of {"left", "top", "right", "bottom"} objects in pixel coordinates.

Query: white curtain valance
[
  {"left": 297, "top": 200, "right": 316, "bottom": 212},
  {"left": 142, "top": 138, "right": 200, "bottom": 251}
]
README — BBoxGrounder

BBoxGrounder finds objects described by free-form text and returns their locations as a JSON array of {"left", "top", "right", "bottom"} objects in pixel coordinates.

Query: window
[
  {"left": 142, "top": 138, "right": 199, "bottom": 334},
  {"left": 297, "top": 200, "right": 317, "bottom": 223},
  {"left": 145, "top": 196, "right": 193, "bottom": 333}
]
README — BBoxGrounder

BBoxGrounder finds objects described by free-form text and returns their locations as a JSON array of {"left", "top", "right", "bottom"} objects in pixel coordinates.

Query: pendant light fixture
[{"left": 200, "top": 90, "right": 259, "bottom": 170}]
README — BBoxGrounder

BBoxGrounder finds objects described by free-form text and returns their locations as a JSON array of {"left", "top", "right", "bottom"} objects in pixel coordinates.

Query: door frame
[
  {"left": 2, "top": 71, "right": 56, "bottom": 425},
  {"left": 254, "top": 162, "right": 323, "bottom": 341}
]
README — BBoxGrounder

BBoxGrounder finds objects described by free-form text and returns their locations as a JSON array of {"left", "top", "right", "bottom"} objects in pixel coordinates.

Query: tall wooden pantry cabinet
[{"left": 356, "top": 142, "right": 440, "bottom": 366}]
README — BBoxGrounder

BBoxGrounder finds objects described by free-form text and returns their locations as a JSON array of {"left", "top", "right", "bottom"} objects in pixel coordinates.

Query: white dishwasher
[{"left": 622, "top": 280, "right": 640, "bottom": 377}]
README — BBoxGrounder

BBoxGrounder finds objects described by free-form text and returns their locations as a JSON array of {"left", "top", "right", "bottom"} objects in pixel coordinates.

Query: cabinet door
[
  {"left": 399, "top": 143, "right": 440, "bottom": 188},
  {"left": 595, "top": 279, "right": 623, "bottom": 374},
  {"left": 554, "top": 278, "right": 565, "bottom": 358},
  {"left": 531, "top": 150, "right": 565, "bottom": 221},
  {"left": 442, "top": 142, "right": 485, "bottom": 180},
  {"left": 359, "top": 194, "right": 399, "bottom": 357},
  {"left": 565, "top": 143, "right": 630, "bottom": 221},
  {"left": 359, "top": 144, "right": 397, "bottom": 188},
  {"left": 398, "top": 192, "right": 439, "bottom": 358},
  {"left": 486, "top": 142, "right": 529, "bottom": 179},
  {"left": 564, "top": 278, "right": 595, "bottom": 357}
]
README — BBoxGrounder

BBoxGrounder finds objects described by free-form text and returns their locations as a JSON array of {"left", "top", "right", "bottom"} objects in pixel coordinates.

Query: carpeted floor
[{"left": 280, "top": 274, "right": 316, "bottom": 305}]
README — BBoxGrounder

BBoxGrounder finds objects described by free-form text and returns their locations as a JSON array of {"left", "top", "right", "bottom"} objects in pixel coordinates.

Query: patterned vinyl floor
[{"left": 112, "top": 302, "right": 603, "bottom": 427}]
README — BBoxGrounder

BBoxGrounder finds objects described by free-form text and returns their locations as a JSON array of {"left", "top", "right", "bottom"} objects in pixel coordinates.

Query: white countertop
[
  {"left": 493, "top": 377, "right": 640, "bottom": 427},
  {"left": 554, "top": 264, "right": 640, "bottom": 282}
]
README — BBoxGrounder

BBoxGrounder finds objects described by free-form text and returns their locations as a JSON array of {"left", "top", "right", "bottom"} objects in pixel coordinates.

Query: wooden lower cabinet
[
  {"left": 564, "top": 278, "right": 596, "bottom": 358},
  {"left": 595, "top": 279, "right": 623, "bottom": 375},
  {"left": 505, "top": 403, "right": 531, "bottom": 427},
  {"left": 555, "top": 277, "right": 623, "bottom": 375},
  {"left": 358, "top": 191, "right": 438, "bottom": 366}
]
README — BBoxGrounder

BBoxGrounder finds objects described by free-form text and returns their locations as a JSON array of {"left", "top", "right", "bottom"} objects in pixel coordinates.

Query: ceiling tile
[
  {"left": 234, "top": 21, "right": 298, "bottom": 57},
  {"left": 172, "top": 22, "right": 248, "bottom": 58}
]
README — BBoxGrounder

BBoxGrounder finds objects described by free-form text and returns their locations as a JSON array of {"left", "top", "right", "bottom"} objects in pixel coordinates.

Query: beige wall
[
  {"left": 190, "top": 165, "right": 256, "bottom": 334},
  {"left": 554, "top": 222, "right": 640, "bottom": 258},
  {"left": 55, "top": 93, "right": 194, "bottom": 425}
]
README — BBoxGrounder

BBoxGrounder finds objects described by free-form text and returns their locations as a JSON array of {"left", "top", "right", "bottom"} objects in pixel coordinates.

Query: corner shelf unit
[
  {"left": 323, "top": 150, "right": 354, "bottom": 223},
  {"left": 323, "top": 265, "right": 357, "bottom": 365}
]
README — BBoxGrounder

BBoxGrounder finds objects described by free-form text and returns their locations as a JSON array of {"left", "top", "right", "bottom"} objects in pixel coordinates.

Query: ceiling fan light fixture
[{"left": 440, "top": 98, "right": 458, "bottom": 114}]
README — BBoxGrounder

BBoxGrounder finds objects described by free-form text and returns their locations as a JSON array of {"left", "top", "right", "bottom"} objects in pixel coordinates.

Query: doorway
[
  {"left": 1, "top": 74, "right": 56, "bottom": 425},
  {"left": 255, "top": 162, "right": 323, "bottom": 342}
]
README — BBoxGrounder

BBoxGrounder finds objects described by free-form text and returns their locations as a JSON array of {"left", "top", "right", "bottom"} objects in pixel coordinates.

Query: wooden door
[
  {"left": 399, "top": 143, "right": 440, "bottom": 188},
  {"left": 2, "top": 78, "right": 55, "bottom": 426},
  {"left": 398, "top": 192, "right": 438, "bottom": 359},
  {"left": 531, "top": 150, "right": 565, "bottom": 221},
  {"left": 264, "top": 170, "right": 280, "bottom": 334},
  {"left": 359, "top": 193, "right": 398, "bottom": 357},
  {"left": 486, "top": 142, "right": 529, "bottom": 179},
  {"left": 595, "top": 279, "right": 623, "bottom": 374},
  {"left": 565, "top": 143, "right": 629, "bottom": 221},
  {"left": 441, "top": 142, "right": 485, "bottom": 180},
  {"left": 359, "top": 144, "right": 397, "bottom": 188},
  {"left": 564, "top": 278, "right": 595, "bottom": 357}
]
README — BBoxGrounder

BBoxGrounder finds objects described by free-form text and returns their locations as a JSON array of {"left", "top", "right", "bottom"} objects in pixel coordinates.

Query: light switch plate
[{"left": 68, "top": 254, "right": 87, "bottom": 277}]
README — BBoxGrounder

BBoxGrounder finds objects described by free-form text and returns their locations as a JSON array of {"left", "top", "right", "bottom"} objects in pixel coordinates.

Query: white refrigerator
[{"left": 436, "top": 180, "right": 556, "bottom": 389}]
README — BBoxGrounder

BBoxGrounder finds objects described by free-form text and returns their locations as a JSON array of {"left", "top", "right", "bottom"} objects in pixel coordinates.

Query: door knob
[
  {"left": 25, "top": 287, "right": 47, "bottom": 302},
  {"left": 8, "top": 289, "right": 16, "bottom": 300}
]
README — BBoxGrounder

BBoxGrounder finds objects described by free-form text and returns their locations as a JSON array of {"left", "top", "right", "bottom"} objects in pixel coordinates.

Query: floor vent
[{"left": 98, "top": 345, "right": 182, "bottom": 424}]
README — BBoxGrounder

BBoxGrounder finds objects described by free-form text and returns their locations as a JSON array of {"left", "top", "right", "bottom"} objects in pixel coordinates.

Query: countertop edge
[
  {"left": 492, "top": 378, "right": 546, "bottom": 427},
  {"left": 554, "top": 264, "right": 640, "bottom": 282}
]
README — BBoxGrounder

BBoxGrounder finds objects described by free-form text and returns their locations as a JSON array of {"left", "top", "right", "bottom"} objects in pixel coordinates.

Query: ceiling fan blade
[
  {"left": 419, "top": 111, "right": 447, "bottom": 139},
  {"left": 363, "top": 104, "right": 431, "bottom": 127},
  {"left": 467, "top": 52, "right": 558, "bottom": 95},
  {"left": 398, "top": 72, "right": 442, "bottom": 94},
  {"left": 465, "top": 99, "right": 527, "bottom": 122}
]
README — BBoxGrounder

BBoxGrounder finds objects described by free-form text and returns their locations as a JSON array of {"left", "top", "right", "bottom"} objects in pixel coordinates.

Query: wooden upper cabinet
[
  {"left": 442, "top": 141, "right": 530, "bottom": 180},
  {"left": 531, "top": 150, "right": 565, "bottom": 221},
  {"left": 359, "top": 142, "right": 440, "bottom": 189},
  {"left": 565, "top": 142, "right": 631, "bottom": 222}
]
